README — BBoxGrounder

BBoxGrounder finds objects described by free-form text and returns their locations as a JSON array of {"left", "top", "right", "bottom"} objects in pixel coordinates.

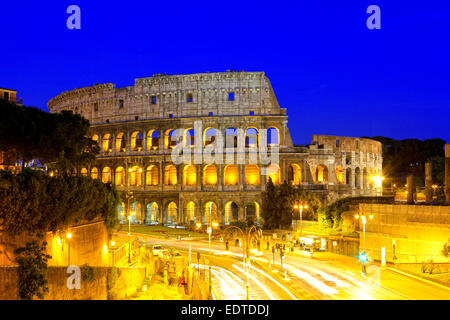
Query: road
[{"left": 126, "top": 233, "right": 450, "bottom": 300}]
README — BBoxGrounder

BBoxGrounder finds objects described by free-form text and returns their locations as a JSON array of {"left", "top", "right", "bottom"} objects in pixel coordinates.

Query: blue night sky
[{"left": 1, "top": 1, "right": 449, "bottom": 145}]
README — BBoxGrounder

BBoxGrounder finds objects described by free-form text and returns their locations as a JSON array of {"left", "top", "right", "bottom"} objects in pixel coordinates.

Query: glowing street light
[
  {"left": 66, "top": 232, "right": 72, "bottom": 265},
  {"left": 354, "top": 214, "right": 373, "bottom": 250},
  {"left": 293, "top": 204, "right": 308, "bottom": 237}
]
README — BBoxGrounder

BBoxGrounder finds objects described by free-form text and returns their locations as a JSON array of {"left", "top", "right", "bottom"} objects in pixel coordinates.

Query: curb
[{"left": 386, "top": 267, "right": 450, "bottom": 292}]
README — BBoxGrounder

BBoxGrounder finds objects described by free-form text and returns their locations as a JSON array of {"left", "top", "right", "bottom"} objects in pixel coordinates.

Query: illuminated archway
[
  {"left": 288, "top": 163, "right": 301, "bottom": 185},
  {"left": 267, "top": 127, "right": 279, "bottom": 145},
  {"left": 91, "top": 167, "right": 99, "bottom": 179},
  {"left": 355, "top": 167, "right": 361, "bottom": 188},
  {"left": 130, "top": 131, "right": 143, "bottom": 151},
  {"left": 81, "top": 168, "right": 88, "bottom": 177},
  {"left": 225, "top": 128, "right": 238, "bottom": 148},
  {"left": 164, "top": 129, "right": 177, "bottom": 149},
  {"left": 245, "top": 127, "right": 258, "bottom": 148},
  {"left": 102, "top": 134, "right": 112, "bottom": 152},
  {"left": 146, "top": 165, "right": 159, "bottom": 186},
  {"left": 164, "top": 165, "right": 177, "bottom": 185},
  {"left": 146, "top": 202, "right": 159, "bottom": 224},
  {"left": 246, "top": 202, "right": 260, "bottom": 221},
  {"left": 224, "top": 164, "right": 238, "bottom": 185},
  {"left": 92, "top": 134, "right": 99, "bottom": 144},
  {"left": 184, "top": 201, "right": 196, "bottom": 224},
  {"left": 102, "top": 167, "right": 111, "bottom": 183},
  {"left": 130, "top": 202, "right": 142, "bottom": 224},
  {"left": 166, "top": 202, "right": 178, "bottom": 225},
  {"left": 115, "top": 166, "right": 125, "bottom": 185},
  {"left": 266, "top": 164, "right": 281, "bottom": 184},
  {"left": 116, "top": 132, "right": 126, "bottom": 152},
  {"left": 129, "top": 166, "right": 143, "bottom": 186},
  {"left": 335, "top": 166, "right": 344, "bottom": 184},
  {"left": 183, "top": 164, "right": 197, "bottom": 186},
  {"left": 316, "top": 165, "right": 328, "bottom": 183},
  {"left": 147, "top": 130, "right": 160, "bottom": 150},
  {"left": 203, "top": 165, "right": 217, "bottom": 185},
  {"left": 117, "top": 202, "right": 126, "bottom": 223},
  {"left": 245, "top": 164, "right": 260, "bottom": 185},
  {"left": 184, "top": 128, "right": 195, "bottom": 147},
  {"left": 225, "top": 201, "right": 239, "bottom": 224},
  {"left": 203, "top": 201, "right": 218, "bottom": 224}
]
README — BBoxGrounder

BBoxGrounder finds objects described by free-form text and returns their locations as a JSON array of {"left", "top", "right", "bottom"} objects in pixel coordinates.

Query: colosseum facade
[{"left": 48, "top": 71, "right": 382, "bottom": 226}]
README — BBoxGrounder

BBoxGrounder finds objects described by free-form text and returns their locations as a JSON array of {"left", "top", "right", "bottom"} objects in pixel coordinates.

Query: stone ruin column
[
  {"left": 446, "top": 144, "right": 450, "bottom": 205},
  {"left": 425, "top": 162, "right": 433, "bottom": 203},
  {"left": 407, "top": 174, "right": 414, "bottom": 204}
]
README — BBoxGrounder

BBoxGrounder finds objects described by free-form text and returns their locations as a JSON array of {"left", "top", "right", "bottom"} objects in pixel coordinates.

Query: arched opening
[
  {"left": 266, "top": 164, "right": 281, "bottom": 184},
  {"left": 130, "top": 131, "right": 143, "bottom": 151},
  {"left": 335, "top": 166, "right": 344, "bottom": 184},
  {"left": 129, "top": 166, "right": 143, "bottom": 186},
  {"left": 147, "top": 130, "right": 160, "bottom": 150},
  {"left": 130, "top": 202, "right": 142, "bottom": 224},
  {"left": 164, "top": 165, "right": 177, "bottom": 185},
  {"left": 224, "top": 164, "right": 238, "bottom": 185},
  {"left": 346, "top": 168, "right": 352, "bottom": 186},
  {"left": 164, "top": 129, "right": 177, "bottom": 149},
  {"left": 184, "top": 128, "right": 195, "bottom": 147},
  {"left": 183, "top": 164, "right": 197, "bottom": 186},
  {"left": 117, "top": 202, "right": 126, "bottom": 223},
  {"left": 81, "top": 168, "right": 88, "bottom": 177},
  {"left": 116, "top": 132, "right": 127, "bottom": 152},
  {"left": 203, "top": 165, "right": 217, "bottom": 185},
  {"left": 102, "top": 167, "right": 111, "bottom": 183},
  {"left": 225, "top": 128, "right": 238, "bottom": 148},
  {"left": 203, "top": 127, "right": 217, "bottom": 146},
  {"left": 115, "top": 166, "right": 125, "bottom": 185},
  {"left": 146, "top": 202, "right": 159, "bottom": 224},
  {"left": 184, "top": 201, "right": 196, "bottom": 224},
  {"left": 166, "top": 202, "right": 178, "bottom": 225},
  {"left": 102, "top": 134, "right": 112, "bottom": 152},
  {"left": 267, "top": 127, "right": 279, "bottom": 146},
  {"left": 355, "top": 167, "right": 361, "bottom": 189},
  {"left": 288, "top": 164, "right": 302, "bottom": 185},
  {"left": 363, "top": 168, "right": 368, "bottom": 189},
  {"left": 91, "top": 167, "right": 99, "bottom": 179},
  {"left": 246, "top": 202, "right": 260, "bottom": 222},
  {"left": 203, "top": 201, "right": 218, "bottom": 224},
  {"left": 146, "top": 165, "right": 159, "bottom": 186},
  {"left": 245, "top": 164, "right": 260, "bottom": 185},
  {"left": 245, "top": 128, "right": 258, "bottom": 148},
  {"left": 316, "top": 165, "right": 329, "bottom": 183},
  {"left": 225, "top": 202, "right": 239, "bottom": 224},
  {"left": 92, "top": 134, "right": 99, "bottom": 144}
]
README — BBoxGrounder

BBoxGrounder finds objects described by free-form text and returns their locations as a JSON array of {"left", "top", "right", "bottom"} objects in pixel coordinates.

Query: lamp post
[
  {"left": 293, "top": 204, "right": 308, "bottom": 238},
  {"left": 354, "top": 213, "right": 373, "bottom": 250},
  {"left": 66, "top": 232, "right": 72, "bottom": 266}
]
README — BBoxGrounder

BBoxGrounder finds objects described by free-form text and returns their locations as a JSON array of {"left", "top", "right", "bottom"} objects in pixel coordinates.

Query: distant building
[{"left": 0, "top": 87, "right": 22, "bottom": 105}]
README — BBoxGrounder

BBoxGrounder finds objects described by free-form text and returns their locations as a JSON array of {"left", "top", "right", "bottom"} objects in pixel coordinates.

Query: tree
[{"left": 14, "top": 239, "right": 52, "bottom": 300}]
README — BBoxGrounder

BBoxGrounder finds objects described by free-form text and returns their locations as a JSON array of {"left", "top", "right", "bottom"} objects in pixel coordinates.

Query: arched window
[
  {"left": 355, "top": 167, "right": 361, "bottom": 188},
  {"left": 183, "top": 165, "right": 197, "bottom": 186},
  {"left": 92, "top": 134, "right": 99, "bottom": 144},
  {"left": 166, "top": 202, "right": 178, "bottom": 224},
  {"left": 184, "top": 128, "right": 195, "bottom": 147},
  {"left": 288, "top": 164, "right": 302, "bottom": 185},
  {"left": 115, "top": 166, "right": 125, "bottom": 185},
  {"left": 147, "top": 130, "right": 160, "bottom": 150},
  {"left": 203, "top": 128, "right": 217, "bottom": 146},
  {"left": 102, "top": 167, "right": 112, "bottom": 183},
  {"left": 81, "top": 168, "right": 88, "bottom": 177},
  {"left": 203, "top": 202, "right": 218, "bottom": 224},
  {"left": 225, "top": 202, "right": 239, "bottom": 224},
  {"left": 266, "top": 164, "right": 281, "bottom": 184},
  {"left": 116, "top": 132, "right": 126, "bottom": 152},
  {"left": 117, "top": 202, "right": 126, "bottom": 223},
  {"left": 335, "top": 166, "right": 344, "bottom": 184},
  {"left": 129, "top": 166, "right": 143, "bottom": 186},
  {"left": 346, "top": 168, "right": 352, "bottom": 186},
  {"left": 102, "top": 134, "right": 112, "bottom": 152},
  {"left": 146, "top": 202, "right": 159, "bottom": 224},
  {"left": 267, "top": 127, "right": 279, "bottom": 146},
  {"left": 164, "top": 129, "right": 177, "bottom": 149},
  {"left": 246, "top": 202, "right": 260, "bottom": 221},
  {"left": 224, "top": 165, "right": 238, "bottom": 185},
  {"left": 130, "top": 202, "right": 141, "bottom": 224},
  {"left": 146, "top": 165, "right": 159, "bottom": 186},
  {"left": 164, "top": 165, "right": 177, "bottom": 185},
  {"left": 130, "top": 131, "right": 143, "bottom": 151},
  {"left": 245, "top": 164, "right": 260, "bottom": 185},
  {"left": 225, "top": 128, "right": 238, "bottom": 148},
  {"left": 245, "top": 128, "right": 258, "bottom": 148},
  {"left": 203, "top": 165, "right": 217, "bottom": 185},
  {"left": 184, "top": 201, "right": 196, "bottom": 224},
  {"left": 316, "top": 165, "right": 328, "bottom": 183},
  {"left": 91, "top": 167, "right": 98, "bottom": 179}
]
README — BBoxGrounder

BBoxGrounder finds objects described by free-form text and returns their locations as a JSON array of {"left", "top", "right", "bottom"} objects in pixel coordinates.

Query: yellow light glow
[
  {"left": 110, "top": 241, "right": 116, "bottom": 246},
  {"left": 196, "top": 223, "right": 202, "bottom": 229},
  {"left": 66, "top": 233, "right": 72, "bottom": 239},
  {"left": 354, "top": 214, "right": 359, "bottom": 219},
  {"left": 294, "top": 205, "right": 298, "bottom": 209},
  {"left": 371, "top": 175, "right": 384, "bottom": 188},
  {"left": 369, "top": 214, "right": 374, "bottom": 220},
  {"left": 212, "top": 222, "right": 219, "bottom": 228}
]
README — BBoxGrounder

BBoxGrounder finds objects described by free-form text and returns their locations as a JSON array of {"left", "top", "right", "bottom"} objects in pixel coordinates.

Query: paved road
[{"left": 124, "top": 233, "right": 450, "bottom": 300}]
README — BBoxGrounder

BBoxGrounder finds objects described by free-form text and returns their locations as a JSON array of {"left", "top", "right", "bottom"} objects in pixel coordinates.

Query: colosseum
[{"left": 48, "top": 71, "right": 383, "bottom": 226}]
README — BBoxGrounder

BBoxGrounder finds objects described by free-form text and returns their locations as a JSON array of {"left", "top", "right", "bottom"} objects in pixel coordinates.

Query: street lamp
[
  {"left": 66, "top": 232, "right": 72, "bottom": 266},
  {"left": 293, "top": 204, "right": 308, "bottom": 238},
  {"left": 354, "top": 213, "right": 373, "bottom": 250}
]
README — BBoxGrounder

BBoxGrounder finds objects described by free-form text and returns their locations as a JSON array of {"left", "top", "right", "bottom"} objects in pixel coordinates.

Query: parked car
[{"left": 152, "top": 244, "right": 163, "bottom": 256}]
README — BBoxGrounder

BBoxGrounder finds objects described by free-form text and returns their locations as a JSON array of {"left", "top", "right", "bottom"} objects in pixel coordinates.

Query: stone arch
[
  {"left": 115, "top": 166, "right": 125, "bottom": 185},
  {"left": 116, "top": 132, "right": 127, "bottom": 152},
  {"left": 92, "top": 134, "right": 99, "bottom": 144},
  {"left": 101, "top": 167, "right": 112, "bottom": 183},
  {"left": 91, "top": 167, "right": 99, "bottom": 179},
  {"left": 224, "top": 201, "right": 239, "bottom": 224},
  {"left": 203, "top": 165, "right": 218, "bottom": 185},
  {"left": 164, "top": 164, "right": 177, "bottom": 185},
  {"left": 346, "top": 167, "right": 352, "bottom": 186},
  {"left": 335, "top": 165, "right": 344, "bottom": 184},
  {"left": 146, "top": 165, "right": 159, "bottom": 186},
  {"left": 245, "top": 164, "right": 260, "bottom": 185},
  {"left": 130, "top": 201, "right": 142, "bottom": 223},
  {"left": 183, "top": 164, "right": 197, "bottom": 186},
  {"left": 147, "top": 129, "right": 160, "bottom": 150},
  {"left": 81, "top": 167, "right": 88, "bottom": 177},
  {"left": 245, "top": 127, "right": 258, "bottom": 148},
  {"left": 129, "top": 165, "right": 143, "bottom": 186},
  {"left": 288, "top": 163, "right": 302, "bottom": 185},
  {"left": 224, "top": 164, "right": 239, "bottom": 185},
  {"left": 184, "top": 128, "right": 195, "bottom": 147},
  {"left": 130, "top": 131, "right": 143, "bottom": 151},
  {"left": 246, "top": 201, "right": 260, "bottom": 222},
  {"left": 203, "top": 201, "right": 218, "bottom": 224},
  {"left": 316, "top": 164, "right": 328, "bottom": 183},
  {"left": 183, "top": 201, "right": 196, "bottom": 224},
  {"left": 165, "top": 201, "right": 178, "bottom": 225},
  {"left": 266, "top": 164, "right": 281, "bottom": 184},
  {"left": 225, "top": 127, "right": 238, "bottom": 148},
  {"left": 363, "top": 168, "right": 369, "bottom": 189},
  {"left": 164, "top": 129, "right": 177, "bottom": 149},
  {"left": 117, "top": 202, "right": 126, "bottom": 223},
  {"left": 102, "top": 134, "right": 112, "bottom": 152},
  {"left": 203, "top": 127, "right": 217, "bottom": 146},
  {"left": 355, "top": 167, "right": 361, "bottom": 189},
  {"left": 146, "top": 202, "right": 160, "bottom": 224},
  {"left": 267, "top": 127, "right": 279, "bottom": 145}
]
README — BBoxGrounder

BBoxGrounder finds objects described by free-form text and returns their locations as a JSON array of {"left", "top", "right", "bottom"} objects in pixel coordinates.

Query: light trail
[
  {"left": 284, "top": 263, "right": 338, "bottom": 296},
  {"left": 248, "top": 264, "right": 298, "bottom": 300},
  {"left": 232, "top": 264, "right": 276, "bottom": 300}
]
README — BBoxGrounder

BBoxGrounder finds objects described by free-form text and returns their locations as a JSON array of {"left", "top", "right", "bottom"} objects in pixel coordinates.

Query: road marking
[
  {"left": 248, "top": 264, "right": 298, "bottom": 300},
  {"left": 232, "top": 264, "right": 276, "bottom": 300}
]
